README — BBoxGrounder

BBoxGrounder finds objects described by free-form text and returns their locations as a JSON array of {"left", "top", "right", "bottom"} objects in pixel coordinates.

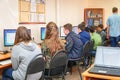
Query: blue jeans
[
  {"left": 2, "top": 68, "right": 14, "bottom": 80},
  {"left": 110, "top": 37, "right": 118, "bottom": 47}
]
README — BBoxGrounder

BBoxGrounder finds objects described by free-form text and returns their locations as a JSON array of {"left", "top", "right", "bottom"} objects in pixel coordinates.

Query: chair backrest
[
  {"left": 25, "top": 55, "right": 45, "bottom": 80},
  {"left": 81, "top": 41, "right": 90, "bottom": 57},
  {"left": 89, "top": 40, "right": 94, "bottom": 51},
  {"left": 48, "top": 50, "right": 68, "bottom": 76}
]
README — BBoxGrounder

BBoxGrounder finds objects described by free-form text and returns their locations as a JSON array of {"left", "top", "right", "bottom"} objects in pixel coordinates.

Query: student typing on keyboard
[{"left": 2, "top": 26, "right": 42, "bottom": 80}]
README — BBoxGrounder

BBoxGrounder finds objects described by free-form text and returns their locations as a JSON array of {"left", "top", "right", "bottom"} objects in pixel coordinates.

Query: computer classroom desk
[
  {"left": 82, "top": 65, "right": 120, "bottom": 80},
  {"left": 0, "top": 53, "right": 12, "bottom": 70}
]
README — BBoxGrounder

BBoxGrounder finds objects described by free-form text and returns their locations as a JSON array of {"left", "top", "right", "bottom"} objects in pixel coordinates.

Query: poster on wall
[{"left": 19, "top": 0, "right": 46, "bottom": 24}]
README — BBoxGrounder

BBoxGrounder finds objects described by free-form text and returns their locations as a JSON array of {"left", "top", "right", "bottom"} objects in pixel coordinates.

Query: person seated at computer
[
  {"left": 41, "top": 22, "right": 64, "bottom": 74},
  {"left": 78, "top": 23, "right": 91, "bottom": 45},
  {"left": 96, "top": 24, "right": 106, "bottom": 43},
  {"left": 89, "top": 26, "right": 102, "bottom": 53},
  {"left": 2, "top": 26, "right": 42, "bottom": 80},
  {"left": 63, "top": 23, "right": 83, "bottom": 70}
]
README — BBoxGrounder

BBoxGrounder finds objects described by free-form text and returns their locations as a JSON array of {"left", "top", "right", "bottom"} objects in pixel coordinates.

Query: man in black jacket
[{"left": 63, "top": 23, "right": 83, "bottom": 59}]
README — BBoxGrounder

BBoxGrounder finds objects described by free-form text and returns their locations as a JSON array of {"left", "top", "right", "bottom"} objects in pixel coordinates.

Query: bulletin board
[{"left": 19, "top": 0, "right": 46, "bottom": 24}]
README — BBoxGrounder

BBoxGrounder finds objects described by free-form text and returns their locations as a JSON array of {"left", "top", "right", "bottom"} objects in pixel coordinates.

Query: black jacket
[{"left": 65, "top": 31, "right": 83, "bottom": 59}]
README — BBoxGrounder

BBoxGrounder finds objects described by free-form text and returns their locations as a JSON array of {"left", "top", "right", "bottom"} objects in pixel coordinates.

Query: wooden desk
[
  {"left": 82, "top": 65, "right": 120, "bottom": 80},
  {"left": 0, "top": 53, "right": 12, "bottom": 70},
  {"left": 0, "top": 53, "right": 11, "bottom": 60}
]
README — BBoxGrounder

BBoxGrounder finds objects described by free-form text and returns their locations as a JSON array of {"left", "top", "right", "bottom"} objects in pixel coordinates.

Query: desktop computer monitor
[
  {"left": 4, "top": 29, "right": 16, "bottom": 46},
  {"left": 4, "top": 29, "right": 31, "bottom": 46},
  {"left": 41, "top": 27, "right": 46, "bottom": 40},
  {"left": 60, "top": 26, "right": 66, "bottom": 37},
  {"left": 28, "top": 29, "right": 31, "bottom": 35}
]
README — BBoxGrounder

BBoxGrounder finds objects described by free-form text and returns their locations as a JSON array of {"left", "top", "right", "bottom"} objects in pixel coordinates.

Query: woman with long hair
[
  {"left": 2, "top": 26, "right": 42, "bottom": 80},
  {"left": 41, "top": 22, "right": 64, "bottom": 69}
]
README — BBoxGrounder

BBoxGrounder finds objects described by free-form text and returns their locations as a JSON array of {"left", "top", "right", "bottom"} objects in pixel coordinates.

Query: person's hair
[
  {"left": 44, "top": 22, "right": 64, "bottom": 56},
  {"left": 89, "top": 26, "right": 96, "bottom": 33},
  {"left": 81, "top": 22, "right": 85, "bottom": 26},
  {"left": 112, "top": 7, "right": 118, "bottom": 13},
  {"left": 98, "top": 24, "right": 104, "bottom": 29},
  {"left": 14, "top": 26, "right": 32, "bottom": 45},
  {"left": 85, "top": 27, "right": 90, "bottom": 32},
  {"left": 78, "top": 23, "right": 85, "bottom": 31},
  {"left": 63, "top": 23, "right": 72, "bottom": 32}
]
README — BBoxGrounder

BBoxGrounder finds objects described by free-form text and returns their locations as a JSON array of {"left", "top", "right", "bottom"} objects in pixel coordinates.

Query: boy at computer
[
  {"left": 63, "top": 23, "right": 83, "bottom": 70},
  {"left": 97, "top": 24, "right": 106, "bottom": 42}
]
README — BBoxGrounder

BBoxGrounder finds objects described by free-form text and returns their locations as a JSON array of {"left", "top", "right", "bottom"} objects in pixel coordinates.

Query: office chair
[
  {"left": 25, "top": 55, "right": 45, "bottom": 80},
  {"left": 88, "top": 40, "right": 94, "bottom": 67},
  {"left": 68, "top": 41, "right": 91, "bottom": 80},
  {"left": 45, "top": 50, "right": 68, "bottom": 80},
  {"left": 82, "top": 41, "right": 91, "bottom": 69}
]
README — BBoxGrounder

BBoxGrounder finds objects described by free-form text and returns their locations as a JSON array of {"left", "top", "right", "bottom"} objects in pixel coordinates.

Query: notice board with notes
[{"left": 19, "top": 0, "right": 46, "bottom": 24}]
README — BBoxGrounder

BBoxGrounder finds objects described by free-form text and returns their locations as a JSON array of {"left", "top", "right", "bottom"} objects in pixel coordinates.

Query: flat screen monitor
[
  {"left": 95, "top": 46, "right": 120, "bottom": 67},
  {"left": 4, "top": 29, "right": 31, "bottom": 46},
  {"left": 41, "top": 27, "right": 46, "bottom": 40},
  {"left": 28, "top": 29, "right": 31, "bottom": 35},
  {"left": 60, "top": 26, "right": 66, "bottom": 37},
  {"left": 72, "top": 26, "right": 78, "bottom": 34},
  {"left": 4, "top": 29, "right": 16, "bottom": 46}
]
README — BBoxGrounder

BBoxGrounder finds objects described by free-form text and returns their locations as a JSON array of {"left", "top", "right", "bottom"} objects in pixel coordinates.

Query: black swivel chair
[
  {"left": 68, "top": 41, "right": 91, "bottom": 80},
  {"left": 89, "top": 40, "right": 95, "bottom": 62},
  {"left": 82, "top": 41, "right": 91, "bottom": 69},
  {"left": 25, "top": 55, "right": 45, "bottom": 80},
  {"left": 45, "top": 50, "right": 68, "bottom": 80}
]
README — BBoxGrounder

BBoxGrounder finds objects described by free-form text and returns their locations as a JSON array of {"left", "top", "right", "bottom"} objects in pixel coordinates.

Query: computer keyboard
[
  {"left": 89, "top": 66, "right": 120, "bottom": 76},
  {"left": 0, "top": 59, "right": 11, "bottom": 65}
]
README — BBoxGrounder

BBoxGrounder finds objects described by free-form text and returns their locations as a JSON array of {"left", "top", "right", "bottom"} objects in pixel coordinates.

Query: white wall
[
  {"left": 0, "top": 0, "right": 18, "bottom": 50},
  {"left": 58, "top": 0, "right": 88, "bottom": 26},
  {"left": 46, "top": 0, "right": 56, "bottom": 23}
]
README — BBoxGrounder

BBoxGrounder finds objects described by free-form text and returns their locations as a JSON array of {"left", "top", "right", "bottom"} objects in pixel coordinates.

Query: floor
[
  {"left": 65, "top": 70, "right": 81, "bottom": 80},
  {"left": 52, "top": 65, "right": 85, "bottom": 80},
  {"left": 0, "top": 67, "right": 84, "bottom": 80}
]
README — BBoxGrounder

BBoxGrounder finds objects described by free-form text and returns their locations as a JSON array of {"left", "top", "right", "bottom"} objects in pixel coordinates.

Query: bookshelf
[
  {"left": 19, "top": 0, "right": 46, "bottom": 24},
  {"left": 84, "top": 8, "right": 104, "bottom": 28}
]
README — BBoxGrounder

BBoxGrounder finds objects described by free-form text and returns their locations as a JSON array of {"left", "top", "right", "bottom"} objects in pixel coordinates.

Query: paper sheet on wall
[
  {"left": 25, "top": 0, "right": 30, "bottom": 1},
  {"left": 30, "top": 13, "right": 37, "bottom": 22},
  {"left": 38, "top": 14, "right": 45, "bottom": 22},
  {"left": 36, "top": 0, "right": 45, "bottom": 4},
  {"left": 31, "top": 0, "right": 36, "bottom": 3},
  {"left": 31, "top": 3, "right": 36, "bottom": 12}
]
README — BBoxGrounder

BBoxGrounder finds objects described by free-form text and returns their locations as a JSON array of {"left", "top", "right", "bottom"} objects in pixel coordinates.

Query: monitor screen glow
[
  {"left": 4, "top": 29, "right": 16, "bottom": 46},
  {"left": 60, "top": 27, "right": 66, "bottom": 37},
  {"left": 41, "top": 27, "right": 46, "bottom": 40},
  {"left": 4, "top": 29, "right": 31, "bottom": 46},
  {"left": 95, "top": 46, "right": 120, "bottom": 68}
]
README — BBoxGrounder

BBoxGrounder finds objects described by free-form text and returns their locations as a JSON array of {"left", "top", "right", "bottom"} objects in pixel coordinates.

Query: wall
[
  {"left": 58, "top": 0, "right": 88, "bottom": 26},
  {"left": 0, "top": 0, "right": 18, "bottom": 50}
]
